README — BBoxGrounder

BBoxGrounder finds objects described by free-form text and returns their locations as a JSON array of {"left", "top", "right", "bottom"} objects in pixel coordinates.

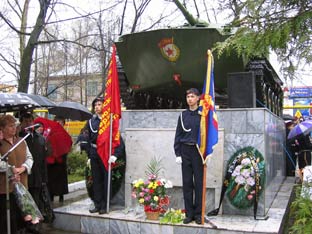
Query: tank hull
[{"left": 115, "top": 27, "right": 246, "bottom": 99}]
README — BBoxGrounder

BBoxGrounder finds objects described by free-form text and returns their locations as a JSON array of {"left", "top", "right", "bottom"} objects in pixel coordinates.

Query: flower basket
[
  {"left": 145, "top": 211, "right": 160, "bottom": 220},
  {"left": 131, "top": 157, "right": 172, "bottom": 217},
  {"left": 131, "top": 175, "right": 172, "bottom": 214}
]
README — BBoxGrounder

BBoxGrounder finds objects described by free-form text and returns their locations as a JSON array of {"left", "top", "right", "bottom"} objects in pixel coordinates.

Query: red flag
[{"left": 97, "top": 44, "right": 121, "bottom": 170}]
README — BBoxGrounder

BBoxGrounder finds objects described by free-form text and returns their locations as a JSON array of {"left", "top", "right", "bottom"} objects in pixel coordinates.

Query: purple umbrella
[{"left": 288, "top": 120, "right": 312, "bottom": 140}]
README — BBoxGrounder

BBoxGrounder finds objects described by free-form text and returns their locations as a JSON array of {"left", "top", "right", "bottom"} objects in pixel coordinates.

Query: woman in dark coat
[
  {"left": 19, "top": 112, "right": 55, "bottom": 225},
  {"left": 34, "top": 116, "right": 72, "bottom": 203},
  {"left": 48, "top": 116, "right": 72, "bottom": 202}
]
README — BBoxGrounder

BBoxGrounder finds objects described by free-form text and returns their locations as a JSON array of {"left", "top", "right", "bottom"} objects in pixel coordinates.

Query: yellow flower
[
  {"left": 153, "top": 196, "right": 159, "bottom": 201},
  {"left": 134, "top": 179, "right": 144, "bottom": 188},
  {"left": 148, "top": 182, "right": 153, "bottom": 189},
  {"left": 139, "top": 198, "right": 144, "bottom": 204},
  {"left": 152, "top": 182, "right": 158, "bottom": 189}
]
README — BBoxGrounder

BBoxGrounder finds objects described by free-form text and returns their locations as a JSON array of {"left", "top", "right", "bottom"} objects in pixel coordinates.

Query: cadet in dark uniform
[
  {"left": 174, "top": 88, "right": 203, "bottom": 225},
  {"left": 86, "top": 97, "right": 118, "bottom": 214}
]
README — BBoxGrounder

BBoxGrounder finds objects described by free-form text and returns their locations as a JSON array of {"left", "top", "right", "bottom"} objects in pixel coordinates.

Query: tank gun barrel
[{"left": 172, "top": 0, "right": 200, "bottom": 26}]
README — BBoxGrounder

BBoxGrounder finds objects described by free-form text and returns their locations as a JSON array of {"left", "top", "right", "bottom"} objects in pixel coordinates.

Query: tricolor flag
[
  {"left": 97, "top": 44, "right": 121, "bottom": 170},
  {"left": 197, "top": 50, "right": 218, "bottom": 164}
]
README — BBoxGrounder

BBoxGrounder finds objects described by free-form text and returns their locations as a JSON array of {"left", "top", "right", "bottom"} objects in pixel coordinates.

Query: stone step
[{"left": 50, "top": 177, "right": 295, "bottom": 234}]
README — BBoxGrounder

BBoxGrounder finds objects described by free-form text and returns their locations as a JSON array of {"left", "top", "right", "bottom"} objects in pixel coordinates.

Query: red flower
[
  {"left": 144, "top": 205, "right": 160, "bottom": 212},
  {"left": 149, "top": 189, "right": 154, "bottom": 194}
]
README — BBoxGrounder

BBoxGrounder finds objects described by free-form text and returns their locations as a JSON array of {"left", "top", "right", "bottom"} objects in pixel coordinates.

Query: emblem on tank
[{"left": 158, "top": 38, "right": 180, "bottom": 62}]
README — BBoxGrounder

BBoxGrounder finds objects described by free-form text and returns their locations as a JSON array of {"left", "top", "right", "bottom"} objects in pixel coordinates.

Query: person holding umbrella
[
  {"left": 288, "top": 119, "right": 312, "bottom": 180},
  {"left": 34, "top": 116, "right": 72, "bottom": 203}
]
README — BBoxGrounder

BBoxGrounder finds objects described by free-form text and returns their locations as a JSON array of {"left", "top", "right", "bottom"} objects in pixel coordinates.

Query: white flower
[
  {"left": 164, "top": 180, "right": 173, "bottom": 188},
  {"left": 160, "top": 178, "right": 173, "bottom": 188},
  {"left": 246, "top": 177, "right": 255, "bottom": 186},
  {"left": 241, "top": 169, "right": 251, "bottom": 178},
  {"left": 232, "top": 165, "right": 242, "bottom": 177},
  {"left": 235, "top": 175, "right": 246, "bottom": 185},
  {"left": 241, "top": 158, "right": 251, "bottom": 166}
]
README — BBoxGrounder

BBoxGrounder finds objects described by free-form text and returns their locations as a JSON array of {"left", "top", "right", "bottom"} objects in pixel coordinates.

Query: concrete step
[{"left": 50, "top": 177, "right": 296, "bottom": 234}]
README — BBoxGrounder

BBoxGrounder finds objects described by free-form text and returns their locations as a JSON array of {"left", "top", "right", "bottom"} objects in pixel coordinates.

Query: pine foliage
[{"left": 215, "top": 0, "right": 312, "bottom": 81}]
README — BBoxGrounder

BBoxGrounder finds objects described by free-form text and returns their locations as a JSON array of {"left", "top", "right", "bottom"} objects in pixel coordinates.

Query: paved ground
[{"left": 40, "top": 188, "right": 88, "bottom": 234}]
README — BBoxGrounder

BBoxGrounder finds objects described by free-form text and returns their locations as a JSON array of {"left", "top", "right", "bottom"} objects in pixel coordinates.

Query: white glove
[
  {"left": 176, "top": 156, "right": 182, "bottom": 164},
  {"left": 108, "top": 155, "right": 117, "bottom": 163}
]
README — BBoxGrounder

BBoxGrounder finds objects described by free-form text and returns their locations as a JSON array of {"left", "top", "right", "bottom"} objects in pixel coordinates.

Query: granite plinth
[
  {"left": 121, "top": 108, "right": 286, "bottom": 217},
  {"left": 52, "top": 177, "right": 294, "bottom": 234}
]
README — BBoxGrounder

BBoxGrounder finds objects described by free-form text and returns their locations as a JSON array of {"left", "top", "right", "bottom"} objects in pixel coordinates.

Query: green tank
[{"left": 115, "top": 0, "right": 283, "bottom": 112}]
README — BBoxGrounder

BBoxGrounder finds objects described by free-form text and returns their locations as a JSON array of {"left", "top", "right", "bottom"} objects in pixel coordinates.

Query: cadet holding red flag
[{"left": 86, "top": 44, "right": 121, "bottom": 214}]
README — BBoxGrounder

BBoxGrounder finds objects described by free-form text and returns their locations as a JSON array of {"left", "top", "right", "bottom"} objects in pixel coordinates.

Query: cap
[
  {"left": 186, "top": 88, "right": 200, "bottom": 96},
  {"left": 92, "top": 97, "right": 104, "bottom": 108}
]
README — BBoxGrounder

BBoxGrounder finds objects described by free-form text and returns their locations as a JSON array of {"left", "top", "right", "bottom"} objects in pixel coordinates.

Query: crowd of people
[
  {"left": 0, "top": 112, "right": 73, "bottom": 234},
  {"left": 286, "top": 116, "right": 312, "bottom": 179},
  {"left": 0, "top": 95, "right": 126, "bottom": 234}
]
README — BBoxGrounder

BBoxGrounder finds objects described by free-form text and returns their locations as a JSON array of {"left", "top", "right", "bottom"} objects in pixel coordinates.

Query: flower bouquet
[
  {"left": 159, "top": 208, "right": 186, "bottom": 224},
  {"left": 131, "top": 157, "right": 172, "bottom": 219},
  {"left": 13, "top": 182, "right": 44, "bottom": 224},
  {"left": 132, "top": 175, "right": 171, "bottom": 213}
]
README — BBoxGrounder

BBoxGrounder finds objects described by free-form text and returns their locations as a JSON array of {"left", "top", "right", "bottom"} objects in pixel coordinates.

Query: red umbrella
[{"left": 34, "top": 117, "right": 72, "bottom": 164}]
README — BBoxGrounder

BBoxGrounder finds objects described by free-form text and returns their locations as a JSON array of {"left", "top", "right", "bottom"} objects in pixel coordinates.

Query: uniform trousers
[
  {"left": 181, "top": 144, "right": 203, "bottom": 219},
  {"left": 90, "top": 157, "right": 110, "bottom": 210}
]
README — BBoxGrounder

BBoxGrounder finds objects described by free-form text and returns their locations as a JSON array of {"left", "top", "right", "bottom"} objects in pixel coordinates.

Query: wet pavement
[{"left": 41, "top": 187, "right": 88, "bottom": 234}]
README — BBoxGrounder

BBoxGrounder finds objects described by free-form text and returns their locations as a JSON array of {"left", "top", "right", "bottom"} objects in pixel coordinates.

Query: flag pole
[
  {"left": 106, "top": 113, "right": 113, "bottom": 213},
  {"left": 201, "top": 163, "right": 207, "bottom": 224}
]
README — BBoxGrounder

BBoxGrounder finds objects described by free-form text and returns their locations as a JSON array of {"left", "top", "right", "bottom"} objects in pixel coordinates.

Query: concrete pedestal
[{"left": 120, "top": 108, "right": 286, "bottom": 217}]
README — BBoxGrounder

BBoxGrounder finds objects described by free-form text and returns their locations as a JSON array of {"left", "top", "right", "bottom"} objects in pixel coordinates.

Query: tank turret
[{"left": 116, "top": 0, "right": 283, "bottom": 115}]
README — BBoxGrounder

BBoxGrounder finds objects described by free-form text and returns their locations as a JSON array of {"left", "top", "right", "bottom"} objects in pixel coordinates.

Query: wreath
[
  {"left": 225, "top": 146, "right": 265, "bottom": 209},
  {"left": 85, "top": 156, "right": 126, "bottom": 201}
]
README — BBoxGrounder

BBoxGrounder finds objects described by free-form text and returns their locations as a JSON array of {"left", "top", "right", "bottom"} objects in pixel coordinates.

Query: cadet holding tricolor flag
[
  {"left": 174, "top": 49, "right": 218, "bottom": 225},
  {"left": 197, "top": 50, "right": 218, "bottom": 224}
]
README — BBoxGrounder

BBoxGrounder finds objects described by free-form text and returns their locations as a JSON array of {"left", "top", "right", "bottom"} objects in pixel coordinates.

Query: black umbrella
[
  {"left": 48, "top": 101, "right": 92, "bottom": 121},
  {"left": 283, "top": 114, "right": 295, "bottom": 121},
  {"left": 0, "top": 93, "right": 40, "bottom": 113},
  {"left": 18, "top": 92, "right": 56, "bottom": 108}
]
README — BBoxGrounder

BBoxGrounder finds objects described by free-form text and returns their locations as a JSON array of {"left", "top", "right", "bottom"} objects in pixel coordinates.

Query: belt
[
  {"left": 80, "top": 141, "right": 88, "bottom": 144},
  {"left": 91, "top": 143, "right": 97, "bottom": 148},
  {"left": 183, "top": 142, "right": 196, "bottom": 146}
]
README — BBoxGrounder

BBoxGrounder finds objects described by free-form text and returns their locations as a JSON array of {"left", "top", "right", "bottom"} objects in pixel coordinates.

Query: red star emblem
[{"left": 165, "top": 47, "right": 173, "bottom": 56}]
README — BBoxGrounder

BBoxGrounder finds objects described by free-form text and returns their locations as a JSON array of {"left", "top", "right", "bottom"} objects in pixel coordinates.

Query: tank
[{"left": 115, "top": 0, "right": 283, "bottom": 113}]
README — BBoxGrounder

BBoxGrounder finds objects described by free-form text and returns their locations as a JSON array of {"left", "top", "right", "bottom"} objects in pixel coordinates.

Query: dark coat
[
  {"left": 86, "top": 115, "right": 101, "bottom": 159},
  {"left": 19, "top": 131, "right": 49, "bottom": 188}
]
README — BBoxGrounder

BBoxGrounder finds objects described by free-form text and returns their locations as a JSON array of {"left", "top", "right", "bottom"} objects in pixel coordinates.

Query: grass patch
[
  {"left": 67, "top": 150, "right": 87, "bottom": 184},
  {"left": 68, "top": 174, "right": 84, "bottom": 184}
]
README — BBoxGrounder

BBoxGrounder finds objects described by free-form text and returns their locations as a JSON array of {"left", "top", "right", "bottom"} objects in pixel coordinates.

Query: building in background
[{"left": 284, "top": 86, "right": 312, "bottom": 119}]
